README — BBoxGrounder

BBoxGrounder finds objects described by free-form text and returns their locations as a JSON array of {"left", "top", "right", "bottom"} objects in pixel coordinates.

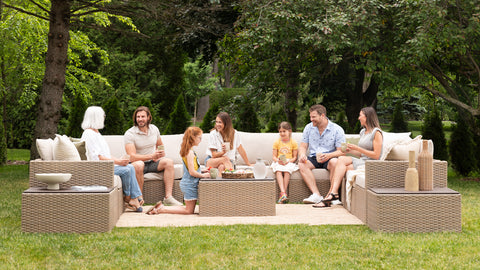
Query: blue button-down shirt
[{"left": 301, "top": 120, "right": 346, "bottom": 157}]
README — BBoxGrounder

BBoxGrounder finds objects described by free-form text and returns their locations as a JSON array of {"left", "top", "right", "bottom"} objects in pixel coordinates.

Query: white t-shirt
[
  {"left": 81, "top": 129, "right": 111, "bottom": 160},
  {"left": 124, "top": 124, "right": 161, "bottom": 156},
  {"left": 206, "top": 129, "right": 241, "bottom": 160}
]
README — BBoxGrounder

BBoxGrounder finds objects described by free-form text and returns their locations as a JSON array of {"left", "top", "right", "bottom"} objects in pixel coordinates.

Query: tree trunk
[
  {"left": 345, "top": 69, "right": 379, "bottom": 131},
  {"left": 30, "top": 0, "right": 71, "bottom": 159}
]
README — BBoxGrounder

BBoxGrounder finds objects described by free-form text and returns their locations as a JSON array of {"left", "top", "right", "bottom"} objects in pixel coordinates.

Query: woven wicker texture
[
  {"left": 143, "top": 179, "right": 183, "bottom": 204},
  {"left": 22, "top": 187, "right": 123, "bottom": 233},
  {"left": 350, "top": 185, "right": 367, "bottom": 223},
  {"left": 367, "top": 188, "right": 461, "bottom": 232},
  {"left": 199, "top": 179, "right": 276, "bottom": 216},
  {"left": 288, "top": 178, "right": 330, "bottom": 203},
  {"left": 365, "top": 160, "right": 447, "bottom": 189},
  {"left": 29, "top": 160, "right": 115, "bottom": 188}
]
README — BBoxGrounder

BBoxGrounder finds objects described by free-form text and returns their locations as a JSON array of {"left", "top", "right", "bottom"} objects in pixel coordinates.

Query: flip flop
[{"left": 146, "top": 201, "right": 164, "bottom": 215}]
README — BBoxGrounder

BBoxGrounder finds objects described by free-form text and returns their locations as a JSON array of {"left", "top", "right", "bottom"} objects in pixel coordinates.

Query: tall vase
[
  {"left": 404, "top": 151, "right": 419, "bottom": 191},
  {"left": 418, "top": 140, "right": 433, "bottom": 191}
]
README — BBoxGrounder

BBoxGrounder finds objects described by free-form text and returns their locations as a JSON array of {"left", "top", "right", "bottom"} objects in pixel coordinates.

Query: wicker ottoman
[
  {"left": 22, "top": 187, "right": 123, "bottom": 233},
  {"left": 199, "top": 178, "right": 276, "bottom": 216},
  {"left": 367, "top": 187, "right": 461, "bottom": 232}
]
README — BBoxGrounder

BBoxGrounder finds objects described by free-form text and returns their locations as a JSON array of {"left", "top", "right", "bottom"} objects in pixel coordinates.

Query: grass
[{"left": 1, "top": 152, "right": 480, "bottom": 269}]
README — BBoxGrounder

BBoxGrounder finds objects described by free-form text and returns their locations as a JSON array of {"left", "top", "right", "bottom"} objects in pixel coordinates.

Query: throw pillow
[
  {"left": 380, "top": 131, "right": 412, "bottom": 161},
  {"left": 36, "top": 138, "right": 54, "bottom": 160},
  {"left": 385, "top": 135, "right": 422, "bottom": 160},
  {"left": 69, "top": 137, "right": 87, "bottom": 160},
  {"left": 53, "top": 134, "right": 81, "bottom": 161}
]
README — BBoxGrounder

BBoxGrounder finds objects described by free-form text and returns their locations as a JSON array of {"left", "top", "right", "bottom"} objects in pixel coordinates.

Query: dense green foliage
[
  {"left": 65, "top": 92, "right": 88, "bottom": 138},
  {"left": 164, "top": 95, "right": 191, "bottom": 135},
  {"left": 232, "top": 95, "right": 261, "bottom": 132},
  {"left": 103, "top": 96, "right": 125, "bottom": 135},
  {"left": 422, "top": 108, "right": 448, "bottom": 161},
  {"left": 449, "top": 113, "right": 477, "bottom": 176},
  {"left": 266, "top": 108, "right": 288, "bottom": 133},
  {"left": 200, "top": 103, "right": 220, "bottom": 133},
  {"left": 389, "top": 102, "right": 409, "bottom": 133}
]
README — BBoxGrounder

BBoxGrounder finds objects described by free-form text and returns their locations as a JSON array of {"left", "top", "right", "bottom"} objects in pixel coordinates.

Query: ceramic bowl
[{"left": 35, "top": 173, "right": 72, "bottom": 190}]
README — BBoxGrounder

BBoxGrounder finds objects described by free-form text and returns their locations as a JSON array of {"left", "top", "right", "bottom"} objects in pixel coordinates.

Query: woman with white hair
[{"left": 81, "top": 106, "right": 143, "bottom": 212}]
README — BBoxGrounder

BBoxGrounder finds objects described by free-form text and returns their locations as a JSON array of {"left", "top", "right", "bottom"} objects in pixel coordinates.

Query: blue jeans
[{"left": 114, "top": 164, "right": 142, "bottom": 199}]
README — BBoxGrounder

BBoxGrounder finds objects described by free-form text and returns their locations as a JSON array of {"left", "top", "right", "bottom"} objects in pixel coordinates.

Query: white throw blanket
[{"left": 345, "top": 166, "right": 365, "bottom": 211}]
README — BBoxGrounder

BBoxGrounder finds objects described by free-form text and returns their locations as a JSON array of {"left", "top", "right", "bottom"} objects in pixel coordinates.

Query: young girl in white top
[{"left": 271, "top": 122, "right": 298, "bottom": 203}]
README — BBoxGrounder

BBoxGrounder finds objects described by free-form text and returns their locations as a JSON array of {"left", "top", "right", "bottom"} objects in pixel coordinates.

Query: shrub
[
  {"left": 65, "top": 93, "right": 87, "bottom": 138},
  {"left": 421, "top": 108, "right": 448, "bottom": 161},
  {"left": 265, "top": 108, "right": 287, "bottom": 132},
  {"left": 103, "top": 96, "right": 125, "bottom": 135},
  {"left": 449, "top": 113, "right": 477, "bottom": 176},
  {"left": 232, "top": 96, "right": 261, "bottom": 132},
  {"left": 390, "top": 102, "right": 409, "bottom": 132},
  {"left": 164, "top": 95, "right": 191, "bottom": 135},
  {"left": 199, "top": 103, "right": 220, "bottom": 133}
]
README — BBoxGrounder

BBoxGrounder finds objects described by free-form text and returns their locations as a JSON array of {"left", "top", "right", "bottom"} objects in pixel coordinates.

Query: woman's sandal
[
  {"left": 312, "top": 193, "right": 339, "bottom": 208},
  {"left": 146, "top": 201, "right": 164, "bottom": 215}
]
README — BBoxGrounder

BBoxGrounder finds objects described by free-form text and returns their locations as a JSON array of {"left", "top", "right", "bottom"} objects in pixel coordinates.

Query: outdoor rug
[{"left": 116, "top": 204, "right": 363, "bottom": 227}]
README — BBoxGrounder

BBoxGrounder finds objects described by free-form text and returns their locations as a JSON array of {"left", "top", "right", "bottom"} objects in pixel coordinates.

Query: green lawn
[{"left": 1, "top": 151, "right": 479, "bottom": 269}]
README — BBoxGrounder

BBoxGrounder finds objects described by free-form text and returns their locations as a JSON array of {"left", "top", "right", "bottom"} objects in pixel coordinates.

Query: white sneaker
[
  {"left": 303, "top": 193, "right": 323, "bottom": 204},
  {"left": 331, "top": 199, "right": 342, "bottom": 205},
  {"left": 163, "top": 196, "right": 183, "bottom": 206}
]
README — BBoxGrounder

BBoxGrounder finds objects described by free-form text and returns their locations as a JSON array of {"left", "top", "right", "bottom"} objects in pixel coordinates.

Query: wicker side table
[
  {"left": 198, "top": 178, "right": 276, "bottom": 216},
  {"left": 22, "top": 187, "right": 123, "bottom": 233},
  {"left": 367, "top": 187, "right": 461, "bottom": 232}
]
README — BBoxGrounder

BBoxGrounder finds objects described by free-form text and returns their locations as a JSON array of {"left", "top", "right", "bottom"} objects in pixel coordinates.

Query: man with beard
[
  {"left": 298, "top": 104, "right": 346, "bottom": 204},
  {"left": 124, "top": 106, "right": 183, "bottom": 206}
]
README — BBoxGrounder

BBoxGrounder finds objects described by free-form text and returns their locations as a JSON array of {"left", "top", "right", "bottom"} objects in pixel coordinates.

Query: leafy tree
[
  {"left": 376, "top": 1, "right": 480, "bottom": 137},
  {"left": 200, "top": 103, "right": 220, "bottom": 133},
  {"left": 449, "top": 113, "right": 477, "bottom": 176},
  {"left": 103, "top": 96, "right": 125, "bottom": 135},
  {"left": 390, "top": 102, "right": 409, "bottom": 133},
  {"left": 164, "top": 95, "right": 191, "bottom": 135},
  {"left": 183, "top": 57, "right": 217, "bottom": 124},
  {"left": 65, "top": 92, "right": 87, "bottom": 138},
  {"left": 422, "top": 107, "right": 448, "bottom": 161}
]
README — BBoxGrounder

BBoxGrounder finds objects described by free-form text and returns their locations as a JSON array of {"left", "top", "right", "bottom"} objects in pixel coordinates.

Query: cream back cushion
[
  {"left": 36, "top": 138, "right": 54, "bottom": 160},
  {"left": 380, "top": 131, "right": 412, "bottom": 161},
  {"left": 53, "top": 134, "right": 81, "bottom": 161},
  {"left": 386, "top": 136, "right": 434, "bottom": 160}
]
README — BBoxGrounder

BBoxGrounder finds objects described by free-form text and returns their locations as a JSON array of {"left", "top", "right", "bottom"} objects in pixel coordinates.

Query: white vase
[{"left": 253, "top": 158, "right": 267, "bottom": 179}]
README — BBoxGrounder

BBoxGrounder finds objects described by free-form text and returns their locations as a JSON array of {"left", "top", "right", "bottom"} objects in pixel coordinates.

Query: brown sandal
[{"left": 146, "top": 201, "right": 164, "bottom": 215}]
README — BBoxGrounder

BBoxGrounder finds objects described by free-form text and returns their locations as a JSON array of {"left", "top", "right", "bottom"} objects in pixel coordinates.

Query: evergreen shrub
[
  {"left": 66, "top": 93, "right": 87, "bottom": 138},
  {"left": 103, "top": 96, "right": 125, "bottom": 135},
  {"left": 200, "top": 103, "right": 220, "bottom": 133},
  {"left": 0, "top": 113, "right": 7, "bottom": 165},
  {"left": 164, "top": 95, "right": 191, "bottom": 134},
  {"left": 266, "top": 108, "right": 287, "bottom": 133},
  {"left": 390, "top": 102, "right": 409, "bottom": 132},
  {"left": 422, "top": 108, "right": 448, "bottom": 161},
  {"left": 449, "top": 113, "right": 477, "bottom": 176}
]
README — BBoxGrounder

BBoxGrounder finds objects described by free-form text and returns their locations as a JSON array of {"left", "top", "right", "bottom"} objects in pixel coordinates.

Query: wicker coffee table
[
  {"left": 367, "top": 187, "right": 461, "bottom": 232},
  {"left": 22, "top": 186, "right": 123, "bottom": 233},
  {"left": 198, "top": 178, "right": 276, "bottom": 216}
]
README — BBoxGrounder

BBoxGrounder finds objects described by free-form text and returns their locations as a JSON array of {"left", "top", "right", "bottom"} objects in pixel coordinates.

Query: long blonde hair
[{"left": 180, "top": 127, "right": 203, "bottom": 157}]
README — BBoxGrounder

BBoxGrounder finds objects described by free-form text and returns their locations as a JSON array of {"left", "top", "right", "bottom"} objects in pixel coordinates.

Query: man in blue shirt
[{"left": 298, "top": 104, "right": 346, "bottom": 204}]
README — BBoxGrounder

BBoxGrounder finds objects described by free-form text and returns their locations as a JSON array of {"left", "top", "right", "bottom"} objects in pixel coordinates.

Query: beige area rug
[{"left": 116, "top": 204, "right": 363, "bottom": 227}]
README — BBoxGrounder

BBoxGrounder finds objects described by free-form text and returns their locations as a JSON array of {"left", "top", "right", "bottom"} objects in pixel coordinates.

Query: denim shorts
[
  {"left": 180, "top": 176, "right": 199, "bottom": 201},
  {"left": 307, "top": 155, "right": 329, "bottom": 169}
]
